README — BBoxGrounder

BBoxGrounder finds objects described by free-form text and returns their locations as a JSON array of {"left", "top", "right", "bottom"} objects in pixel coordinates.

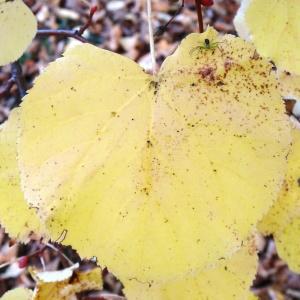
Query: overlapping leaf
[
  {"left": 16, "top": 28, "right": 290, "bottom": 292},
  {"left": 234, "top": 0, "right": 300, "bottom": 74},
  {"left": 0, "top": 109, "right": 41, "bottom": 240},
  {"left": 0, "top": 0, "right": 37, "bottom": 66},
  {"left": 260, "top": 127, "right": 300, "bottom": 271}
]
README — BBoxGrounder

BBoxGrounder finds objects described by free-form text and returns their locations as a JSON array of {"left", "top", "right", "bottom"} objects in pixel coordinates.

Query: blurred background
[{"left": 0, "top": 1, "right": 299, "bottom": 299}]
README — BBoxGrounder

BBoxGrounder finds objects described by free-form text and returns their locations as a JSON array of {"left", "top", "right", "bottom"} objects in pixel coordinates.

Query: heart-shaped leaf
[{"left": 14, "top": 28, "right": 290, "bottom": 289}]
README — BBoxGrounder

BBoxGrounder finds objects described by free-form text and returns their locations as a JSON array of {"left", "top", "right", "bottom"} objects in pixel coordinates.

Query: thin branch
[
  {"left": 0, "top": 245, "right": 46, "bottom": 270},
  {"left": 46, "top": 242, "right": 75, "bottom": 266},
  {"left": 0, "top": 241, "right": 76, "bottom": 272},
  {"left": 40, "top": 255, "right": 46, "bottom": 271},
  {"left": 11, "top": 62, "right": 26, "bottom": 100},
  {"left": 154, "top": 0, "right": 185, "bottom": 37},
  {"left": 195, "top": 0, "right": 204, "bottom": 33},
  {"left": 36, "top": 29, "right": 89, "bottom": 43},
  {"left": 0, "top": 61, "right": 26, "bottom": 103},
  {"left": 0, "top": 261, "right": 14, "bottom": 270},
  {"left": 146, "top": 0, "right": 157, "bottom": 75},
  {"left": 36, "top": 6, "right": 98, "bottom": 44}
]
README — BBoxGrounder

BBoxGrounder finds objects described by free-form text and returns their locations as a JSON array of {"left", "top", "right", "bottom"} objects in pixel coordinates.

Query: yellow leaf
[
  {"left": 260, "top": 128, "right": 300, "bottom": 235},
  {"left": 31, "top": 263, "right": 80, "bottom": 283},
  {"left": 0, "top": 0, "right": 37, "bottom": 66},
  {"left": 0, "top": 288, "right": 33, "bottom": 300},
  {"left": 18, "top": 28, "right": 290, "bottom": 288},
  {"left": 234, "top": 0, "right": 300, "bottom": 74},
  {"left": 32, "top": 264, "right": 102, "bottom": 300},
  {"left": 125, "top": 242, "right": 258, "bottom": 300},
  {"left": 246, "top": 294, "right": 258, "bottom": 300},
  {"left": 0, "top": 109, "right": 41, "bottom": 240},
  {"left": 278, "top": 71, "right": 300, "bottom": 101},
  {"left": 275, "top": 217, "right": 300, "bottom": 272},
  {"left": 260, "top": 127, "right": 300, "bottom": 272},
  {"left": 277, "top": 71, "right": 300, "bottom": 119}
]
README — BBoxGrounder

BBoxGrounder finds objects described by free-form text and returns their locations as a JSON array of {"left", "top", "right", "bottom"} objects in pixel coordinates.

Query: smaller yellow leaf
[
  {"left": 0, "top": 0, "right": 37, "bottom": 66},
  {"left": 0, "top": 288, "right": 33, "bottom": 300},
  {"left": 32, "top": 263, "right": 79, "bottom": 283},
  {"left": 32, "top": 264, "right": 102, "bottom": 300}
]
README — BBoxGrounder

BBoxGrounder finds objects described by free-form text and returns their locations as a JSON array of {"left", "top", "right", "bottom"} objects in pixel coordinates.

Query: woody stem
[{"left": 195, "top": 0, "right": 204, "bottom": 33}]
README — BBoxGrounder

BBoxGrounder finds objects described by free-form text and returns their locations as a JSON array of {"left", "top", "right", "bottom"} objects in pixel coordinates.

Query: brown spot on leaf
[
  {"left": 224, "top": 58, "right": 234, "bottom": 72},
  {"left": 199, "top": 65, "right": 216, "bottom": 81}
]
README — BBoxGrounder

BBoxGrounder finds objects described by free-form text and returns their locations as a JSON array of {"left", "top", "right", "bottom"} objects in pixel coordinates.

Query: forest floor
[{"left": 0, "top": 1, "right": 299, "bottom": 299}]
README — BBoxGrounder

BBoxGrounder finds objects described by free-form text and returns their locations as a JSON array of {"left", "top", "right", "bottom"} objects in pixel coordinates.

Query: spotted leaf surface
[
  {"left": 0, "top": 109, "right": 41, "bottom": 240},
  {"left": 18, "top": 28, "right": 290, "bottom": 290},
  {"left": 234, "top": 0, "right": 300, "bottom": 74},
  {"left": 0, "top": 0, "right": 37, "bottom": 66}
]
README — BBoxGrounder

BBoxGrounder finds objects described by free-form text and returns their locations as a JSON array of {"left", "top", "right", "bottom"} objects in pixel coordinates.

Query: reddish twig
[
  {"left": 0, "top": 245, "right": 46, "bottom": 270},
  {"left": 195, "top": 0, "right": 204, "bottom": 33},
  {"left": 77, "top": 5, "right": 98, "bottom": 36},
  {"left": 36, "top": 6, "right": 98, "bottom": 44}
]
